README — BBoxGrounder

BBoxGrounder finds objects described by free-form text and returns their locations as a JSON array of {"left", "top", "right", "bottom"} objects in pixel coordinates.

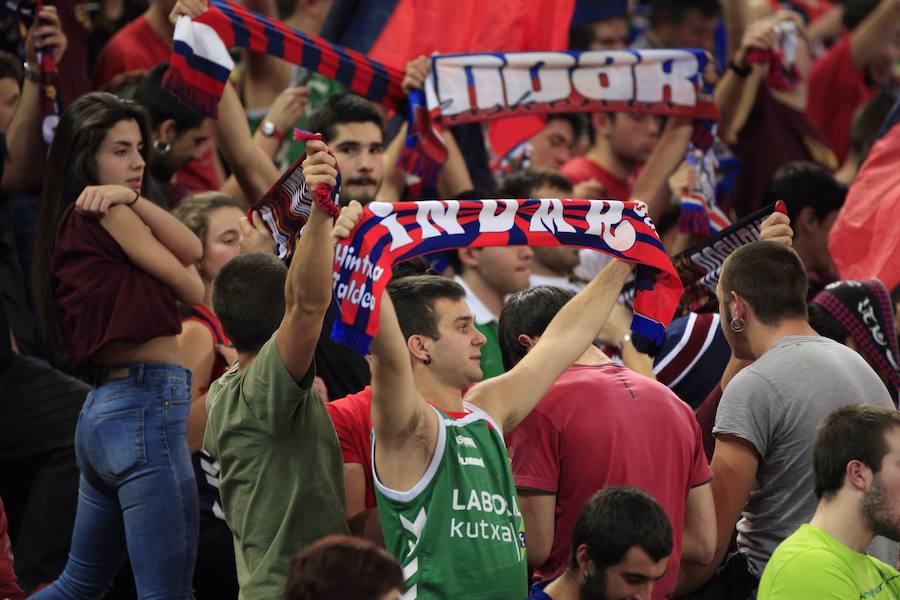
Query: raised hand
[
  {"left": 402, "top": 55, "right": 430, "bottom": 94},
  {"left": 758, "top": 210, "right": 794, "bottom": 247},
  {"left": 169, "top": 0, "right": 208, "bottom": 24},
  {"left": 238, "top": 210, "right": 277, "bottom": 255},
  {"left": 264, "top": 86, "right": 311, "bottom": 137},
  {"left": 25, "top": 6, "right": 68, "bottom": 69},
  {"left": 302, "top": 138, "right": 338, "bottom": 191},
  {"left": 331, "top": 201, "right": 364, "bottom": 243}
]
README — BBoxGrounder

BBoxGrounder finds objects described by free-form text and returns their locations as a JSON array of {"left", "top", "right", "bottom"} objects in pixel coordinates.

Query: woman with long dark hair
[{"left": 31, "top": 91, "right": 204, "bottom": 599}]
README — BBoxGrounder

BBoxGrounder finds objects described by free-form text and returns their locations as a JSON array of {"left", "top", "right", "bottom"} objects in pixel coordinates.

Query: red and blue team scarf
[
  {"left": 165, "top": 4, "right": 718, "bottom": 191},
  {"left": 332, "top": 199, "right": 682, "bottom": 356},
  {"left": 163, "top": 0, "right": 406, "bottom": 118}
]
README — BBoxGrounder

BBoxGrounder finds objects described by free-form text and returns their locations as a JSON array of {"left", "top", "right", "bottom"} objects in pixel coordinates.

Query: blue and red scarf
[
  {"left": 332, "top": 199, "right": 682, "bottom": 355},
  {"left": 163, "top": 0, "right": 406, "bottom": 118}
]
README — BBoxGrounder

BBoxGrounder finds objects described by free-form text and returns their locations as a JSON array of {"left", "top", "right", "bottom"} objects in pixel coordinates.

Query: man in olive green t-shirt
[
  {"left": 759, "top": 405, "right": 900, "bottom": 599},
  {"left": 204, "top": 142, "right": 348, "bottom": 599}
]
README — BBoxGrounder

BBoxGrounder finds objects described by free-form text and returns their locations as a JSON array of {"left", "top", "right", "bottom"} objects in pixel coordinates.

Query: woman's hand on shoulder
[{"left": 75, "top": 185, "right": 137, "bottom": 218}]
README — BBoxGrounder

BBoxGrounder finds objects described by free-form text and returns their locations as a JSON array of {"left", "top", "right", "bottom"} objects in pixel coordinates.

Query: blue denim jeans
[{"left": 32, "top": 363, "right": 199, "bottom": 599}]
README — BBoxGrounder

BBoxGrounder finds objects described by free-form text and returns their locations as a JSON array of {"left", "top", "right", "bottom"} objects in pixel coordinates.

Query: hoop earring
[
  {"left": 423, "top": 355, "right": 432, "bottom": 366},
  {"left": 153, "top": 139, "right": 172, "bottom": 154},
  {"left": 730, "top": 316, "right": 745, "bottom": 333}
]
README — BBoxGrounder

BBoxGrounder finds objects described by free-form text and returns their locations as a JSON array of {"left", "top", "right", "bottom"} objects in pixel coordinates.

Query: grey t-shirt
[{"left": 714, "top": 336, "right": 894, "bottom": 576}]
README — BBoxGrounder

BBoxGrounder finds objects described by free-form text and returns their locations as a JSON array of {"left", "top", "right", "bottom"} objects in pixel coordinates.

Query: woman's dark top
[{"left": 53, "top": 207, "right": 181, "bottom": 364}]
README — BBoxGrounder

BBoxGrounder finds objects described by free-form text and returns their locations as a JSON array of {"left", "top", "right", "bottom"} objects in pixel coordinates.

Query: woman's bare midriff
[{"left": 92, "top": 335, "right": 183, "bottom": 368}]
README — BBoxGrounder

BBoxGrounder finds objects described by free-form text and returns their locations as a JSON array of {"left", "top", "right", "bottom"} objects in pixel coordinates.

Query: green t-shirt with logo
[
  {"left": 374, "top": 406, "right": 528, "bottom": 599},
  {"left": 759, "top": 524, "right": 900, "bottom": 599},
  {"left": 204, "top": 334, "right": 348, "bottom": 600}
]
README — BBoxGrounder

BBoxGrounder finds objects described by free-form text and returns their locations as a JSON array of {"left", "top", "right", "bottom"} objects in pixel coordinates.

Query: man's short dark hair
[
  {"left": 720, "top": 241, "right": 809, "bottom": 326},
  {"left": 842, "top": 0, "right": 880, "bottom": 29},
  {"left": 762, "top": 162, "right": 847, "bottom": 224},
  {"left": 499, "top": 168, "right": 574, "bottom": 198},
  {"left": 0, "top": 51, "right": 22, "bottom": 84},
  {"left": 213, "top": 252, "right": 287, "bottom": 353},
  {"left": 132, "top": 63, "right": 205, "bottom": 133},
  {"left": 306, "top": 92, "right": 384, "bottom": 144},
  {"left": 548, "top": 113, "right": 588, "bottom": 144},
  {"left": 649, "top": 0, "right": 721, "bottom": 26},
  {"left": 387, "top": 275, "right": 466, "bottom": 341},
  {"left": 814, "top": 405, "right": 900, "bottom": 500},
  {"left": 284, "top": 535, "right": 403, "bottom": 600},
  {"left": 571, "top": 487, "right": 673, "bottom": 571},
  {"left": 498, "top": 286, "right": 574, "bottom": 371}
]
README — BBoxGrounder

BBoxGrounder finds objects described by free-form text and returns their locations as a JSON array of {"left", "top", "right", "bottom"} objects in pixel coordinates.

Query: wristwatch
[{"left": 260, "top": 121, "right": 284, "bottom": 142}]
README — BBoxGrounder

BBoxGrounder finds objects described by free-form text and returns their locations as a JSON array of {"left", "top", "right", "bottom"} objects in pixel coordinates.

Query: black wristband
[
  {"left": 127, "top": 189, "right": 140, "bottom": 206},
  {"left": 728, "top": 59, "right": 752, "bottom": 78},
  {"left": 23, "top": 63, "right": 40, "bottom": 82}
]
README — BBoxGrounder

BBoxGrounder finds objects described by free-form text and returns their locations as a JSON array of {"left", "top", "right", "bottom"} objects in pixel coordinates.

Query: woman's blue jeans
[{"left": 32, "top": 363, "right": 199, "bottom": 599}]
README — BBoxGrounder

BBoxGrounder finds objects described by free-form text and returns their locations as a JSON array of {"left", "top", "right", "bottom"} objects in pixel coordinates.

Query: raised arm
[
  {"left": 367, "top": 290, "right": 438, "bottom": 491},
  {"left": 850, "top": 0, "right": 900, "bottom": 69},
  {"left": 630, "top": 116, "right": 693, "bottom": 223},
  {"left": 240, "top": 0, "right": 292, "bottom": 112},
  {"left": 2, "top": 6, "right": 67, "bottom": 193},
  {"left": 273, "top": 139, "right": 335, "bottom": 381},
  {"left": 470, "top": 259, "right": 633, "bottom": 432},
  {"left": 715, "top": 19, "right": 772, "bottom": 146}
]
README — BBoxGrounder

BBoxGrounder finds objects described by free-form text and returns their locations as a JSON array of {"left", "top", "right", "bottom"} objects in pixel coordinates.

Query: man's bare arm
[{"left": 470, "top": 259, "right": 633, "bottom": 432}]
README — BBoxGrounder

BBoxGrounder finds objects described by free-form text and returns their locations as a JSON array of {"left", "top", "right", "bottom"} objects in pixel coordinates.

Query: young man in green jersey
[
  {"left": 331, "top": 202, "right": 633, "bottom": 598},
  {"left": 758, "top": 404, "right": 900, "bottom": 599}
]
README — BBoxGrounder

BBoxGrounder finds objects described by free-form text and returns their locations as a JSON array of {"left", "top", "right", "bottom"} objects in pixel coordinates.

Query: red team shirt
[
  {"left": 507, "top": 364, "right": 713, "bottom": 600},
  {"left": 560, "top": 157, "right": 635, "bottom": 201},
  {"left": 807, "top": 35, "right": 877, "bottom": 164}
]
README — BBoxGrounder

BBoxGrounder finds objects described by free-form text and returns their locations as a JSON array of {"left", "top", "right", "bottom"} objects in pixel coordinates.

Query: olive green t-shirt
[
  {"left": 204, "top": 334, "right": 348, "bottom": 600},
  {"left": 759, "top": 524, "right": 900, "bottom": 599}
]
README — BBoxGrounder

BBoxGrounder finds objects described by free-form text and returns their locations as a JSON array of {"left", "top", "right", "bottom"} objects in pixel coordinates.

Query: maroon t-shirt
[
  {"left": 53, "top": 209, "right": 181, "bottom": 364},
  {"left": 731, "top": 83, "right": 837, "bottom": 218},
  {"left": 507, "top": 363, "right": 712, "bottom": 599}
]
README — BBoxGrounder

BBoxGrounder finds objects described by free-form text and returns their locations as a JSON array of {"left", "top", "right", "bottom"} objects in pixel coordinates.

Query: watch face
[{"left": 262, "top": 121, "right": 275, "bottom": 136}]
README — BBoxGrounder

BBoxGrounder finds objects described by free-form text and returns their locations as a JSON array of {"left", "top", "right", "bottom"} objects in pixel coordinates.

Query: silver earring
[
  {"left": 153, "top": 139, "right": 171, "bottom": 154},
  {"left": 730, "top": 316, "right": 745, "bottom": 333}
]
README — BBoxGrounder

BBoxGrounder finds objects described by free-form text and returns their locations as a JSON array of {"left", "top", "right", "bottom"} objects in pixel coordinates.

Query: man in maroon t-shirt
[
  {"left": 500, "top": 286, "right": 715, "bottom": 600},
  {"left": 807, "top": 0, "right": 900, "bottom": 163}
]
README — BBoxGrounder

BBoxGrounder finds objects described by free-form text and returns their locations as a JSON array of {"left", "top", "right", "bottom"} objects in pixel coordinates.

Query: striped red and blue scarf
[{"left": 332, "top": 199, "right": 682, "bottom": 355}]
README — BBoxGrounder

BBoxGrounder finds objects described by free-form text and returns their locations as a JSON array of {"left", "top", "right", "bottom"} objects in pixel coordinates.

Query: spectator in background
[
  {"left": 31, "top": 92, "right": 205, "bottom": 599},
  {"left": 807, "top": 0, "right": 900, "bottom": 164},
  {"left": 568, "top": 0, "right": 629, "bottom": 50},
  {"left": 0, "top": 52, "right": 20, "bottom": 133},
  {"left": 203, "top": 136, "right": 349, "bottom": 598},
  {"left": 529, "top": 487, "right": 674, "bottom": 600},
  {"left": 631, "top": 0, "right": 722, "bottom": 52},
  {"left": 93, "top": 0, "right": 221, "bottom": 191},
  {"left": 454, "top": 244, "right": 533, "bottom": 379},
  {"left": 758, "top": 405, "right": 900, "bottom": 599},
  {"left": 173, "top": 192, "right": 245, "bottom": 599},
  {"left": 680, "top": 241, "right": 895, "bottom": 599},
  {"left": 718, "top": 14, "right": 838, "bottom": 218},
  {"left": 283, "top": 535, "right": 403, "bottom": 600},
  {"left": 132, "top": 63, "right": 212, "bottom": 208},
  {"left": 499, "top": 170, "right": 581, "bottom": 293},
  {"left": 501, "top": 286, "right": 714, "bottom": 600},
  {"left": 809, "top": 279, "right": 900, "bottom": 403},
  {"left": 834, "top": 91, "right": 897, "bottom": 184},
  {"left": 761, "top": 161, "right": 846, "bottom": 298},
  {"left": 526, "top": 114, "right": 586, "bottom": 173}
]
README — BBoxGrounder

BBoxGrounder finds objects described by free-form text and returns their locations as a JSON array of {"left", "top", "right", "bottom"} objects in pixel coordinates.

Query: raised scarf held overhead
[{"left": 332, "top": 200, "right": 682, "bottom": 356}]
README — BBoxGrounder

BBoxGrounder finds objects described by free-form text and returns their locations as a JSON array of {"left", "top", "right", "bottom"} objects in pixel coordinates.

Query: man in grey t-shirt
[{"left": 680, "top": 239, "right": 894, "bottom": 599}]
